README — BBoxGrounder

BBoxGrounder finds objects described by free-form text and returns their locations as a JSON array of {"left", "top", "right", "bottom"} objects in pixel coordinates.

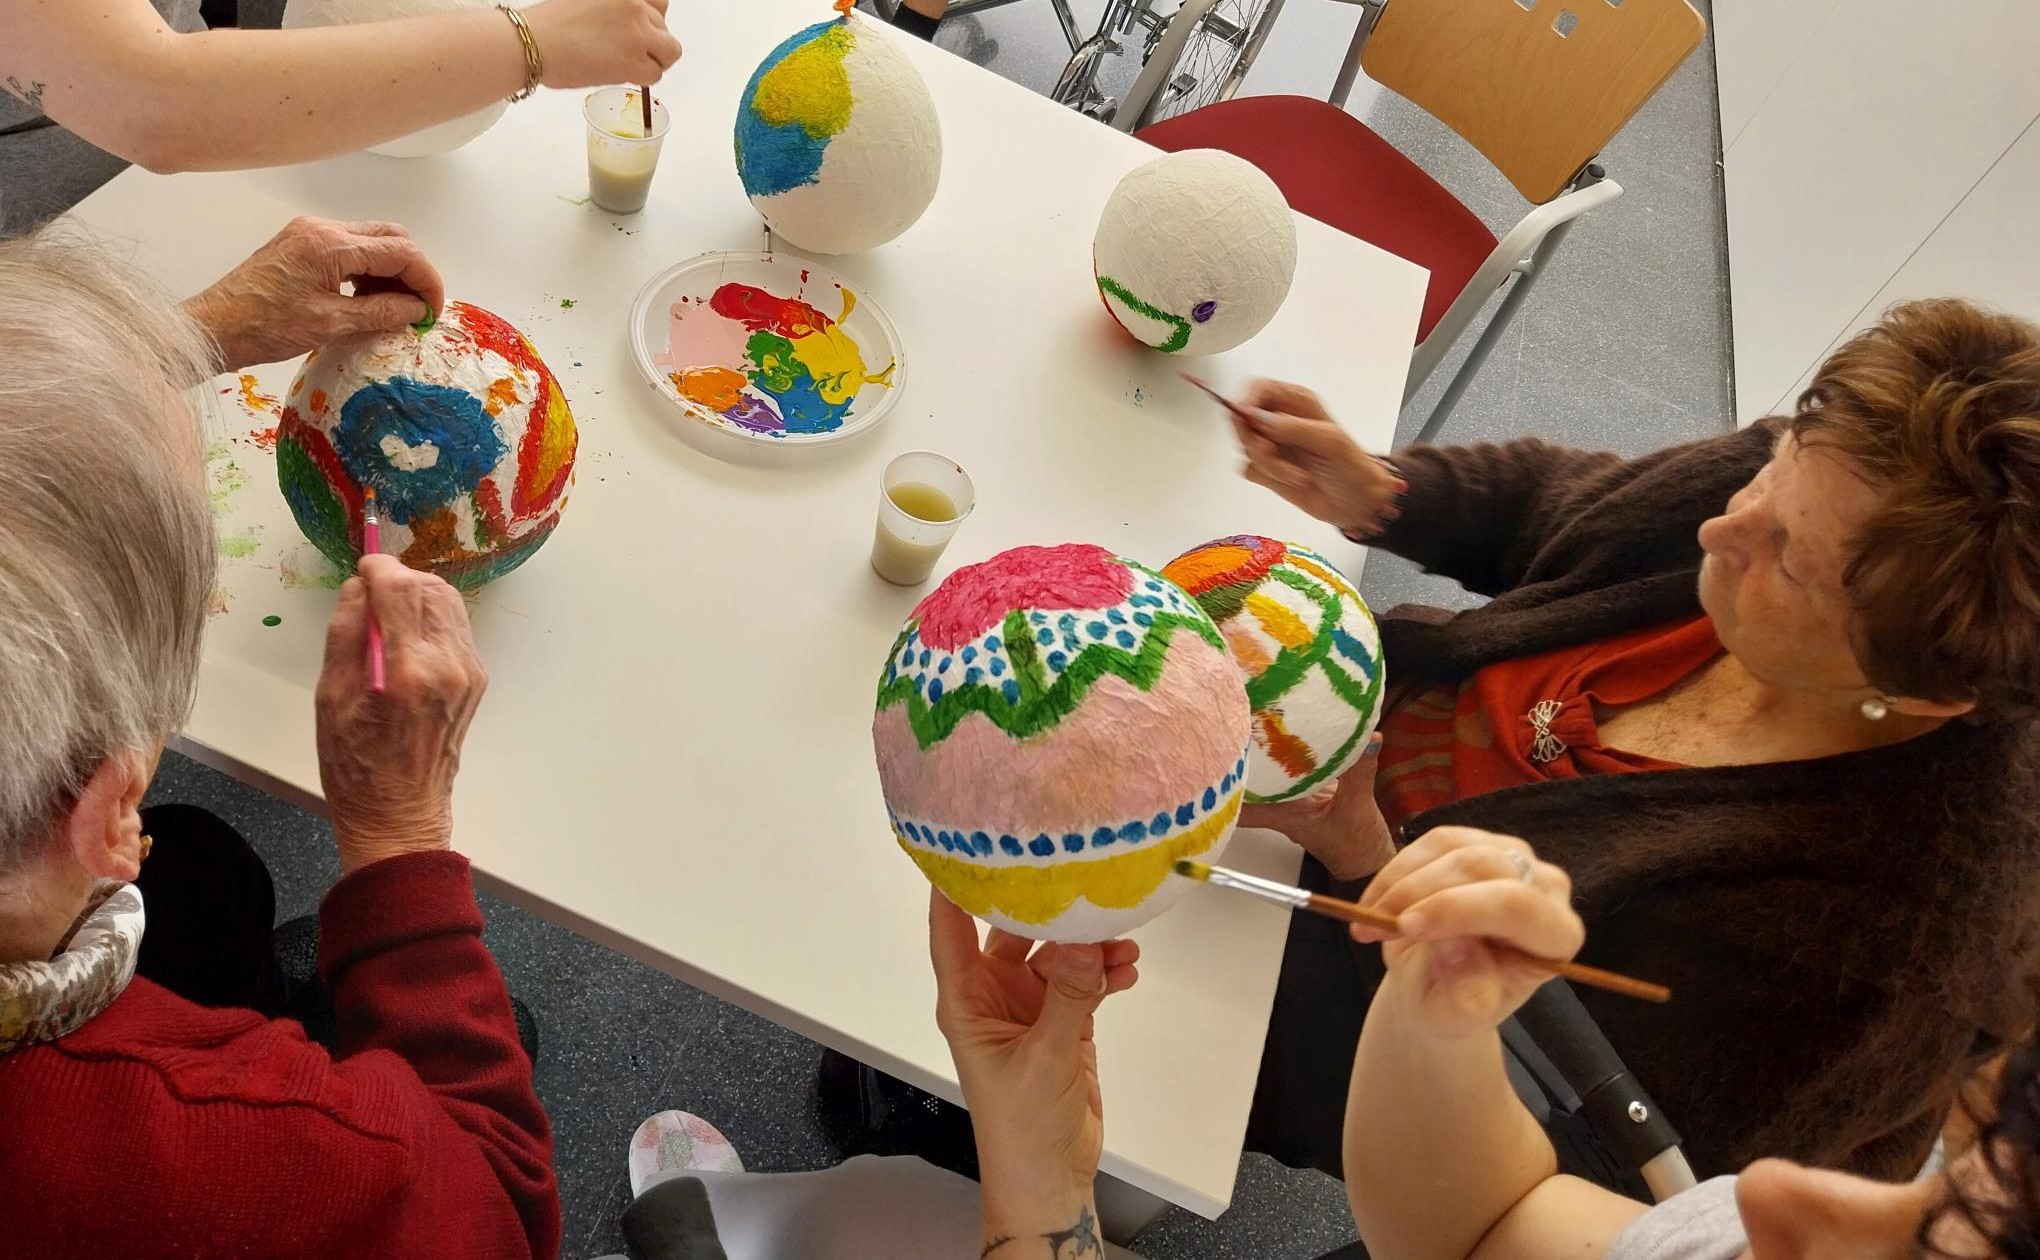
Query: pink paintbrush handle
[{"left": 362, "top": 495, "right": 387, "bottom": 695}]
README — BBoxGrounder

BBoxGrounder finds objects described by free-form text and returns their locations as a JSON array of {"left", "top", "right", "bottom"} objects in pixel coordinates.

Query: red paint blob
[{"left": 912, "top": 544, "right": 1136, "bottom": 650}]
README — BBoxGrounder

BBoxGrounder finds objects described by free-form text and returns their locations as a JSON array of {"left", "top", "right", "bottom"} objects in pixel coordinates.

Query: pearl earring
[{"left": 1860, "top": 695, "right": 1894, "bottom": 721}]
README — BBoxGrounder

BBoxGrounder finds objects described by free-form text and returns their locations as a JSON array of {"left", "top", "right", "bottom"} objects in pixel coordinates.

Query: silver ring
[{"left": 1507, "top": 851, "right": 1535, "bottom": 884}]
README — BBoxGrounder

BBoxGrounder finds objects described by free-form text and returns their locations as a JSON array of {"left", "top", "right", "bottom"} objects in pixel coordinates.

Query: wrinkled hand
[
  {"left": 1239, "top": 733, "right": 1393, "bottom": 880},
  {"left": 1230, "top": 380, "right": 1407, "bottom": 537},
  {"left": 525, "top": 0, "right": 683, "bottom": 89},
  {"left": 316, "top": 555, "right": 488, "bottom": 874},
  {"left": 929, "top": 891, "right": 1139, "bottom": 1218},
  {"left": 184, "top": 218, "right": 445, "bottom": 372},
  {"left": 1355, "top": 827, "right": 1583, "bottom": 1040}
]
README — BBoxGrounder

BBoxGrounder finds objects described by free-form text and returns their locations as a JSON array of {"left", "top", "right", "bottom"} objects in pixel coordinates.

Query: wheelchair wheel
[{"left": 1135, "top": 0, "right": 1285, "bottom": 126}]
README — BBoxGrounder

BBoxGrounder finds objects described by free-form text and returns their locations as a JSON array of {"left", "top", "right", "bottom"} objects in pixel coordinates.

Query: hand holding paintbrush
[
  {"left": 1185, "top": 374, "right": 1408, "bottom": 540},
  {"left": 1176, "top": 826, "right": 1670, "bottom": 1004}
]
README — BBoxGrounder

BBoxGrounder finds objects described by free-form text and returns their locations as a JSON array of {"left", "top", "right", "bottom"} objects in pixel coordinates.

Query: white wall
[{"left": 1717, "top": 0, "right": 2040, "bottom": 423}]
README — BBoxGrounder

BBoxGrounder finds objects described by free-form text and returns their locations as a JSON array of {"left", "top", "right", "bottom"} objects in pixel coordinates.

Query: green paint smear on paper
[
  {"left": 261, "top": 615, "right": 282, "bottom": 627},
  {"left": 559, "top": 298, "right": 576, "bottom": 309},
  {"left": 205, "top": 439, "right": 249, "bottom": 510},
  {"left": 217, "top": 528, "right": 261, "bottom": 559}
]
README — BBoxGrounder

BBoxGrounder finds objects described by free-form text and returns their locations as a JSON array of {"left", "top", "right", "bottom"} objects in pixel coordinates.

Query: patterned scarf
[{"left": 0, "top": 881, "right": 145, "bottom": 1054}]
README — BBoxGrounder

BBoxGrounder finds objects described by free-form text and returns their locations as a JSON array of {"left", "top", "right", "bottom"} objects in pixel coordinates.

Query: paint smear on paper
[
  {"left": 261, "top": 614, "right": 282, "bottom": 627},
  {"left": 651, "top": 281, "right": 895, "bottom": 436},
  {"left": 280, "top": 544, "right": 348, "bottom": 590},
  {"left": 205, "top": 439, "right": 249, "bottom": 510},
  {"left": 218, "top": 528, "right": 262, "bottom": 559},
  {"left": 237, "top": 374, "right": 279, "bottom": 413}
]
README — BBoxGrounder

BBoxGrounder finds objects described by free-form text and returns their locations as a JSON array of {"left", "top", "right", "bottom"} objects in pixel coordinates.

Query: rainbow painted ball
[
  {"left": 276, "top": 302, "right": 577, "bottom": 591},
  {"left": 1162, "top": 536, "right": 1384, "bottom": 803},
  {"left": 872, "top": 543, "right": 1252, "bottom": 942}
]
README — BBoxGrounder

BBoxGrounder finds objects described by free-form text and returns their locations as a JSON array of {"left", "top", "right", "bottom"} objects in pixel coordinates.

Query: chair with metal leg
[{"left": 1127, "top": 0, "right": 1704, "bottom": 443}]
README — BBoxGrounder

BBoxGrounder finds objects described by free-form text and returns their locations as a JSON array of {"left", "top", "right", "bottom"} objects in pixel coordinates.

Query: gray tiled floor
[{"left": 159, "top": 3, "right": 1732, "bottom": 1256}]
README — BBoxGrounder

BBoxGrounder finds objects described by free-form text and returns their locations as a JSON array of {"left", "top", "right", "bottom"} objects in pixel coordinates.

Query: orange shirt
[{"left": 1377, "top": 616, "right": 1723, "bottom": 833}]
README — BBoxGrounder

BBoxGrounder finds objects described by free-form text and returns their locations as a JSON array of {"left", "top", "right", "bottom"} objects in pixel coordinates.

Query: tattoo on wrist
[{"left": 982, "top": 1206, "right": 1102, "bottom": 1258}]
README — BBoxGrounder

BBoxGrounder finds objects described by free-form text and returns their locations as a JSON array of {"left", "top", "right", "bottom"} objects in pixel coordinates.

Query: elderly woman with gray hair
[{"left": 0, "top": 221, "right": 557, "bottom": 1258}]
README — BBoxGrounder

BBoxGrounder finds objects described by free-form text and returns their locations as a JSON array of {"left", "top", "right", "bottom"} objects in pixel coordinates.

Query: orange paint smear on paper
[
  {"left": 671, "top": 367, "right": 749, "bottom": 412},
  {"left": 237, "top": 374, "right": 279, "bottom": 413},
  {"left": 248, "top": 426, "right": 279, "bottom": 452},
  {"left": 1256, "top": 710, "right": 1319, "bottom": 779}
]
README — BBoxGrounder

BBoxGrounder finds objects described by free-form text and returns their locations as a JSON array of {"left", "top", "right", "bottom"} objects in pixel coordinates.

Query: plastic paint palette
[{"left": 629, "top": 251, "right": 907, "bottom": 447}]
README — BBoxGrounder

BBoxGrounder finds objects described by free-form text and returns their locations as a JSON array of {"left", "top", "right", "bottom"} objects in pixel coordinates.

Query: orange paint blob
[
  {"left": 1255, "top": 709, "right": 1319, "bottom": 778},
  {"left": 237, "top": 374, "right": 279, "bottom": 413},
  {"left": 1163, "top": 543, "right": 1256, "bottom": 589},
  {"left": 308, "top": 389, "right": 328, "bottom": 414},
  {"left": 484, "top": 376, "right": 520, "bottom": 417},
  {"left": 673, "top": 366, "right": 750, "bottom": 412}
]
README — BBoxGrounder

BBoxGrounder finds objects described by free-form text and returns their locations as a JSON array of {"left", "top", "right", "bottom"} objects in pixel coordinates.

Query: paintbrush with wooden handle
[{"left": 1174, "top": 859, "right": 1670, "bottom": 1004}]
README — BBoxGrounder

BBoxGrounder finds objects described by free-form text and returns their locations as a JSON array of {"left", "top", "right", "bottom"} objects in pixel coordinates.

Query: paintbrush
[
  {"left": 1173, "top": 860, "right": 1671, "bottom": 1004},
  {"left": 361, "top": 488, "right": 387, "bottom": 695},
  {"left": 1181, "top": 373, "right": 1270, "bottom": 435},
  {"left": 639, "top": 85, "right": 653, "bottom": 136}
]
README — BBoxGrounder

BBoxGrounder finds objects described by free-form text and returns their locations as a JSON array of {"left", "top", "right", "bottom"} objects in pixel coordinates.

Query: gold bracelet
[{"left": 499, "top": 5, "right": 543, "bottom": 102}]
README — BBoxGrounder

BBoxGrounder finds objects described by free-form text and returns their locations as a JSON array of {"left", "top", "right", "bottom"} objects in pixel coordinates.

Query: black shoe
[
  {"left": 815, "top": 1048, "right": 978, "bottom": 1180},
  {"left": 889, "top": 2, "right": 942, "bottom": 40}
]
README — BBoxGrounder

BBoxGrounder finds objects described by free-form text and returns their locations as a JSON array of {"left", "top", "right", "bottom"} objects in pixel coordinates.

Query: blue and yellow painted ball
[
  {"left": 734, "top": 15, "right": 942, "bottom": 255},
  {"left": 276, "top": 302, "right": 577, "bottom": 591}
]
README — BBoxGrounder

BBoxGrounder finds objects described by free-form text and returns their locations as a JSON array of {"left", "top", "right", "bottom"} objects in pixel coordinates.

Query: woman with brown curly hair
[{"left": 1230, "top": 298, "right": 2040, "bottom": 1184}]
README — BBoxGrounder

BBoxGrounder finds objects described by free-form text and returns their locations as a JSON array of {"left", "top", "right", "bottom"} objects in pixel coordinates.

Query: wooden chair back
[{"left": 1360, "top": 0, "right": 1705, "bottom": 203}]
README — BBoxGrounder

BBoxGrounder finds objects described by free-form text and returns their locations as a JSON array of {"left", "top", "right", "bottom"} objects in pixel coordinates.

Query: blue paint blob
[
  {"left": 1061, "top": 833, "right": 1084, "bottom": 854},
  {"left": 733, "top": 21, "right": 843, "bottom": 198},
  {"left": 331, "top": 377, "right": 504, "bottom": 526},
  {"left": 1092, "top": 827, "right": 1116, "bottom": 848},
  {"left": 1001, "top": 836, "right": 1025, "bottom": 857},
  {"left": 972, "top": 831, "right": 993, "bottom": 856},
  {"left": 1001, "top": 679, "right": 1021, "bottom": 702},
  {"left": 1028, "top": 836, "right": 1056, "bottom": 857},
  {"left": 1120, "top": 820, "right": 1148, "bottom": 844}
]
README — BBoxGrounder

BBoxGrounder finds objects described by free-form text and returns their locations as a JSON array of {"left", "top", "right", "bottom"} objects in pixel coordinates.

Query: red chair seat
[{"left": 1138, "top": 95, "right": 1498, "bottom": 345}]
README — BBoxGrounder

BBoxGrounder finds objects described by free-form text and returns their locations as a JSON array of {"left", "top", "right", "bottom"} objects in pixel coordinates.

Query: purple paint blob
[
  {"left": 723, "top": 394, "right": 786, "bottom": 433},
  {"left": 1192, "top": 300, "right": 1218, "bottom": 324}
]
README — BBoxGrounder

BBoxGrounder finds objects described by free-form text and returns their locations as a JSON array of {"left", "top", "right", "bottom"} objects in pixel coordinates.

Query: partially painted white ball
[
  {"left": 735, "top": 17, "right": 942, "bottom": 255},
  {"left": 283, "top": 0, "right": 507, "bottom": 157},
  {"left": 1093, "top": 149, "right": 1298, "bottom": 354}
]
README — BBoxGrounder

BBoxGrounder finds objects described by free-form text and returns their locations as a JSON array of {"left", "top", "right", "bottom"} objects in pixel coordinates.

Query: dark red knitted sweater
[
  {"left": 1373, "top": 421, "right": 2040, "bottom": 1180},
  {"left": 0, "top": 851, "right": 559, "bottom": 1258}
]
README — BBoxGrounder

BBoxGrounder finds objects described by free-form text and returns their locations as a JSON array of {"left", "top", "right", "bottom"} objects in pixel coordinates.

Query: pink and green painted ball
[
  {"left": 276, "top": 302, "right": 577, "bottom": 591},
  {"left": 872, "top": 543, "right": 1253, "bottom": 942}
]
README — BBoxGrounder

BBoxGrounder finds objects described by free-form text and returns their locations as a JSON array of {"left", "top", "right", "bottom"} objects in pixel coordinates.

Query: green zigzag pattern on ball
[{"left": 877, "top": 606, "right": 1225, "bottom": 751}]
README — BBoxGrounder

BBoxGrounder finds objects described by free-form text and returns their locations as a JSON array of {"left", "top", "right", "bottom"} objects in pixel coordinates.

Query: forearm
[
  {"left": 1372, "top": 438, "right": 1623, "bottom": 595},
  {"left": 318, "top": 851, "right": 557, "bottom": 1247},
  {"left": 12, "top": 8, "right": 524, "bottom": 173},
  {"left": 1345, "top": 970, "right": 1558, "bottom": 1260}
]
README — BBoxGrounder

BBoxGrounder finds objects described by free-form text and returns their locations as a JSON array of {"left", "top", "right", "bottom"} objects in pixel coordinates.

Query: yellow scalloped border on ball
[{"left": 898, "top": 791, "right": 1243, "bottom": 927}]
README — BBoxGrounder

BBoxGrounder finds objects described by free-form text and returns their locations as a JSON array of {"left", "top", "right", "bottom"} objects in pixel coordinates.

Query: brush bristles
[{"left": 1173, "top": 859, "right": 1212, "bottom": 881}]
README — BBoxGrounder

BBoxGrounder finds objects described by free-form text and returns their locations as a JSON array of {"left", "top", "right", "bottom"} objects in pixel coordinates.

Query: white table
[{"left": 69, "top": 0, "right": 1424, "bottom": 1219}]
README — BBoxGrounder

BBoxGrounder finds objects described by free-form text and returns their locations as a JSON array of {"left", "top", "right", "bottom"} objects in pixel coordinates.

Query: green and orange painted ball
[
  {"left": 275, "top": 302, "right": 577, "bottom": 591},
  {"left": 1162, "top": 536, "right": 1383, "bottom": 803}
]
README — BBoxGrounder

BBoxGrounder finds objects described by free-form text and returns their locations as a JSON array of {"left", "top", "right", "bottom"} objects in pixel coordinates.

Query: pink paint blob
[
  {"left": 653, "top": 298, "right": 752, "bottom": 371},
  {"left": 911, "top": 544, "right": 1136, "bottom": 651}
]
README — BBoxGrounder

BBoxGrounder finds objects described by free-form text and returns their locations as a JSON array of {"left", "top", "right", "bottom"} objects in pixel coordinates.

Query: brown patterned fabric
[{"left": 0, "top": 881, "right": 144, "bottom": 1054}]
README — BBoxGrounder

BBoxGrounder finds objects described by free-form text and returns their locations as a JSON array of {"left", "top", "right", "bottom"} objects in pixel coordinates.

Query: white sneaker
[{"left": 627, "top": 1110, "right": 746, "bottom": 1199}]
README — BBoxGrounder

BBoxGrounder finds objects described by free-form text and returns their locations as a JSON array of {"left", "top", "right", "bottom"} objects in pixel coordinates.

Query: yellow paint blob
[
  {"left": 1245, "top": 591, "right": 1312, "bottom": 650},
  {"left": 899, "top": 793, "right": 1241, "bottom": 927},
  {"left": 752, "top": 24, "right": 854, "bottom": 138}
]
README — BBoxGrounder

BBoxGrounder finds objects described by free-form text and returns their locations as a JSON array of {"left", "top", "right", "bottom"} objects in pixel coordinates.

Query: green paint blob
[
  {"left": 411, "top": 306, "right": 438, "bottom": 334},
  {"left": 217, "top": 528, "right": 261, "bottom": 559},
  {"left": 559, "top": 298, "right": 576, "bottom": 309},
  {"left": 261, "top": 615, "right": 282, "bottom": 627}
]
